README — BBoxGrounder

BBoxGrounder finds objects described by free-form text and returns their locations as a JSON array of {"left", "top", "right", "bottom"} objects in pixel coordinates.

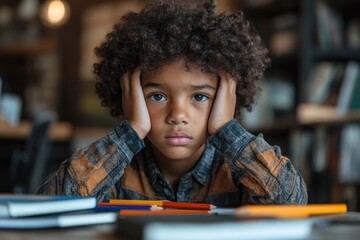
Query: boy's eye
[
  {"left": 192, "top": 94, "right": 208, "bottom": 102},
  {"left": 150, "top": 93, "right": 166, "bottom": 102}
]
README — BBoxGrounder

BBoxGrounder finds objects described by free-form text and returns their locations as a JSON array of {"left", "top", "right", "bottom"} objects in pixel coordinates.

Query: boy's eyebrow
[
  {"left": 190, "top": 84, "right": 216, "bottom": 91},
  {"left": 142, "top": 82, "right": 216, "bottom": 91},
  {"left": 142, "top": 82, "right": 165, "bottom": 89}
]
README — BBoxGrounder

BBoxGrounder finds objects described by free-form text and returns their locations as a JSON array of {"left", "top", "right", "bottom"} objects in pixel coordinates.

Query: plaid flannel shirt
[{"left": 36, "top": 120, "right": 308, "bottom": 206}]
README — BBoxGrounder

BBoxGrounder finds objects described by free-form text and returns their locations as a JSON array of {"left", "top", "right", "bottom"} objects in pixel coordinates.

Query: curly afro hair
[{"left": 93, "top": 0, "right": 270, "bottom": 118}]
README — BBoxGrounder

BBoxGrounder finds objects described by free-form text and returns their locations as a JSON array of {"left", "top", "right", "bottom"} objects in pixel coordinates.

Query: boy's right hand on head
[{"left": 120, "top": 68, "right": 151, "bottom": 139}]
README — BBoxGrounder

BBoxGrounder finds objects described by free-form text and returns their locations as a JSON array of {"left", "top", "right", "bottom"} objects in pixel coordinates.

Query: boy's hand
[
  {"left": 208, "top": 73, "right": 236, "bottom": 135},
  {"left": 120, "top": 68, "right": 151, "bottom": 139}
]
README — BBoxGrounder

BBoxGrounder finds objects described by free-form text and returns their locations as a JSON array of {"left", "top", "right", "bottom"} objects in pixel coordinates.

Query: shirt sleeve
[
  {"left": 208, "top": 119, "right": 308, "bottom": 205},
  {"left": 36, "top": 120, "right": 145, "bottom": 202}
]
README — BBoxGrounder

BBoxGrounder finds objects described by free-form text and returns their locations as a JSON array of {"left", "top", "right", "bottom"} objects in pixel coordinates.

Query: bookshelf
[
  {"left": 0, "top": 37, "right": 59, "bottom": 120},
  {"left": 242, "top": 0, "right": 360, "bottom": 211}
]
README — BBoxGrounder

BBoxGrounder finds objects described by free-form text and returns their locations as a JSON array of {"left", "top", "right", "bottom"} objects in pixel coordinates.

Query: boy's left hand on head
[{"left": 208, "top": 73, "right": 236, "bottom": 135}]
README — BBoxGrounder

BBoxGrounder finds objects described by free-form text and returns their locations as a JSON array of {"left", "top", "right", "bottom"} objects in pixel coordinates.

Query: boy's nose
[{"left": 166, "top": 101, "right": 189, "bottom": 125}]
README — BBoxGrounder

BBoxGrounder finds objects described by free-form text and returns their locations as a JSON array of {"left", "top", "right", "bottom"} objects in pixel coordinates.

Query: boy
[{"left": 37, "top": 0, "right": 307, "bottom": 206}]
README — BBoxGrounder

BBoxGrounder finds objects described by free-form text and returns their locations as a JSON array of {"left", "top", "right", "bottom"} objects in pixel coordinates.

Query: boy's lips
[{"left": 164, "top": 131, "right": 192, "bottom": 146}]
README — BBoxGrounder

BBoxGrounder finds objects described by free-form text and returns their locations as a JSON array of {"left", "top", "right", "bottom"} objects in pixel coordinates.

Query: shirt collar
[{"left": 189, "top": 142, "right": 215, "bottom": 185}]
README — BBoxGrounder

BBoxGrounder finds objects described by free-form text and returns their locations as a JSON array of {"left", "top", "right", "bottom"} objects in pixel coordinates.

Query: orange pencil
[
  {"left": 119, "top": 209, "right": 210, "bottom": 216},
  {"left": 97, "top": 202, "right": 163, "bottom": 210},
  {"left": 236, "top": 203, "right": 347, "bottom": 219},
  {"left": 109, "top": 199, "right": 163, "bottom": 206}
]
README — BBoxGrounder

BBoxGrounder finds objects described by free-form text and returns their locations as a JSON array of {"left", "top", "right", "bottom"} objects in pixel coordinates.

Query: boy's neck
[{"left": 150, "top": 144, "right": 205, "bottom": 189}]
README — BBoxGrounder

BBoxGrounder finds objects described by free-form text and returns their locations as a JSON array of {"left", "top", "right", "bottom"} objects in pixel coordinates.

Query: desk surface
[
  {"left": 1, "top": 213, "right": 360, "bottom": 240},
  {"left": 0, "top": 224, "right": 118, "bottom": 240}
]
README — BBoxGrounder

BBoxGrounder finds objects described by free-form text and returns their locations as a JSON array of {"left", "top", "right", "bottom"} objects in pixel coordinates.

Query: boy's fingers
[
  {"left": 131, "top": 68, "right": 141, "bottom": 82},
  {"left": 218, "top": 72, "right": 236, "bottom": 97},
  {"left": 130, "top": 68, "right": 142, "bottom": 91},
  {"left": 121, "top": 72, "right": 131, "bottom": 118},
  {"left": 229, "top": 77, "right": 236, "bottom": 96},
  {"left": 120, "top": 72, "right": 130, "bottom": 92},
  {"left": 219, "top": 72, "right": 230, "bottom": 89}
]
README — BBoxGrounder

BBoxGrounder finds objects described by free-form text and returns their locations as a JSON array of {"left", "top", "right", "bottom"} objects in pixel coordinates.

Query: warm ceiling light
[{"left": 40, "top": 0, "right": 70, "bottom": 27}]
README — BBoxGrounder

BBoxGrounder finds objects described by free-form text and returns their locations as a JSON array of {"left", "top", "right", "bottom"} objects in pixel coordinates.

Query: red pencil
[
  {"left": 109, "top": 199, "right": 217, "bottom": 210},
  {"left": 162, "top": 201, "right": 216, "bottom": 210},
  {"left": 119, "top": 209, "right": 210, "bottom": 216}
]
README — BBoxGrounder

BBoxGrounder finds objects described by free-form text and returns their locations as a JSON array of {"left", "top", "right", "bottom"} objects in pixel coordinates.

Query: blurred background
[{"left": 0, "top": 0, "right": 360, "bottom": 210}]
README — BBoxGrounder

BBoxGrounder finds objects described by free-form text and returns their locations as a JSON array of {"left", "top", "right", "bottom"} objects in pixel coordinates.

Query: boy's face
[{"left": 141, "top": 60, "right": 218, "bottom": 164}]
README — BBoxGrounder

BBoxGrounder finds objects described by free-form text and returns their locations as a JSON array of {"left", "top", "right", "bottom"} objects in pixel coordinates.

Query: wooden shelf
[
  {"left": 0, "top": 120, "right": 73, "bottom": 141},
  {"left": 247, "top": 111, "right": 360, "bottom": 135},
  {"left": 0, "top": 38, "right": 55, "bottom": 56},
  {"left": 299, "top": 111, "right": 360, "bottom": 127}
]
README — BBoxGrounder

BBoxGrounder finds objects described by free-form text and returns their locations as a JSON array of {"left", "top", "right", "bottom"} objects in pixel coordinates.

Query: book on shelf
[
  {"left": 299, "top": 61, "right": 360, "bottom": 123},
  {"left": 241, "top": 78, "right": 294, "bottom": 129},
  {"left": 307, "top": 62, "right": 344, "bottom": 105},
  {"left": 336, "top": 61, "right": 360, "bottom": 115},
  {"left": 241, "top": 79, "right": 273, "bottom": 129},
  {"left": 348, "top": 63, "right": 360, "bottom": 110},
  {"left": 0, "top": 194, "right": 97, "bottom": 218},
  {"left": 339, "top": 124, "right": 360, "bottom": 183},
  {"left": 289, "top": 129, "right": 312, "bottom": 182},
  {"left": 347, "top": 18, "right": 360, "bottom": 48},
  {"left": 316, "top": 0, "right": 344, "bottom": 49}
]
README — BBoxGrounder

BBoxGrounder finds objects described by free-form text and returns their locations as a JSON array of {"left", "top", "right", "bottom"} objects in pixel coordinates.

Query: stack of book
[{"left": 0, "top": 194, "right": 117, "bottom": 229}]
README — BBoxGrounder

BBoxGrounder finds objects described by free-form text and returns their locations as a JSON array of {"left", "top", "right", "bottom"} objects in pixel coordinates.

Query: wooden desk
[
  {"left": 0, "top": 224, "right": 118, "bottom": 240},
  {"left": 1, "top": 213, "right": 360, "bottom": 240},
  {"left": 0, "top": 120, "right": 73, "bottom": 141}
]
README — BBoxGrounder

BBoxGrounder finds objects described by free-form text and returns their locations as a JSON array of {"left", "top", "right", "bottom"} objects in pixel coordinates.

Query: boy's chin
[
  {"left": 150, "top": 143, "right": 206, "bottom": 162},
  {"left": 157, "top": 148, "right": 197, "bottom": 161}
]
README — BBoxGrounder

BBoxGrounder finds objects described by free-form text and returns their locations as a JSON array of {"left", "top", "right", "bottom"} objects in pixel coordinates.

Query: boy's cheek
[{"left": 147, "top": 108, "right": 161, "bottom": 122}]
